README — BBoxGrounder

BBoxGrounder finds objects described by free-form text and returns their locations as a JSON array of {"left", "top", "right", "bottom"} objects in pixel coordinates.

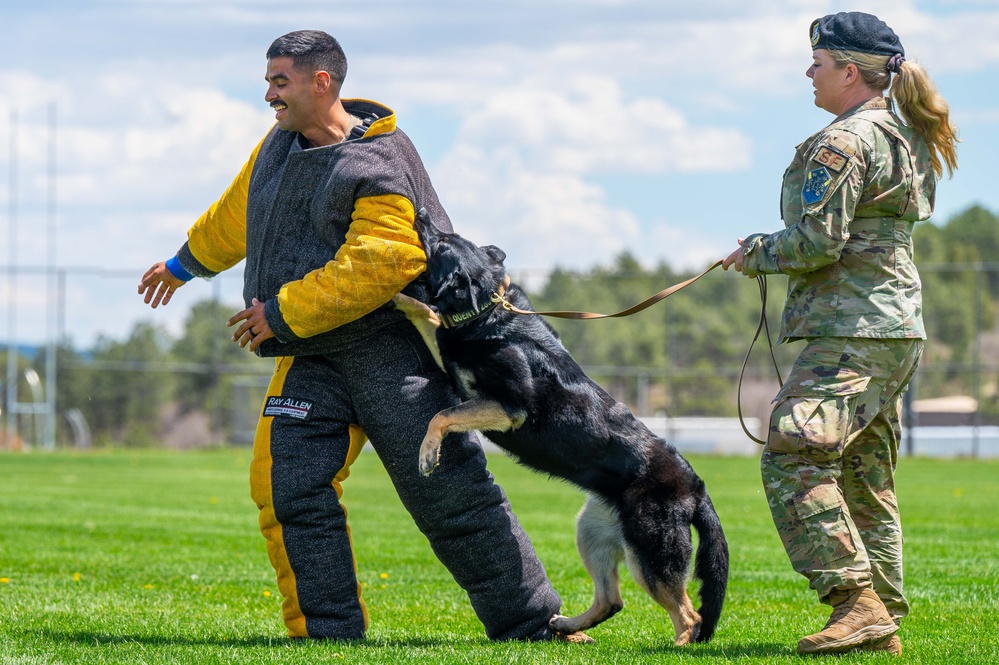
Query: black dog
[{"left": 393, "top": 211, "right": 728, "bottom": 645}]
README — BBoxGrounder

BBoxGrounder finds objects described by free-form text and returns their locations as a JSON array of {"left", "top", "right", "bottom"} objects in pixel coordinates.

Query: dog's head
[{"left": 415, "top": 208, "right": 507, "bottom": 318}]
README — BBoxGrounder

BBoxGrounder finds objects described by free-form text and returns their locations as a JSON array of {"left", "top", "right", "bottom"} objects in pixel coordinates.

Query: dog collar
[
  {"left": 439, "top": 300, "right": 498, "bottom": 329},
  {"left": 439, "top": 277, "right": 509, "bottom": 329}
]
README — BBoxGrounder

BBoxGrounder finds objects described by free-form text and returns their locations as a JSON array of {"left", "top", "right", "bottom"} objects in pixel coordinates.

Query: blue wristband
[{"left": 165, "top": 255, "right": 194, "bottom": 282}]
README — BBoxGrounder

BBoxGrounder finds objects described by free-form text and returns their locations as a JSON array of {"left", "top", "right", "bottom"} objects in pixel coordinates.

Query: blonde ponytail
[
  {"left": 831, "top": 50, "right": 959, "bottom": 178},
  {"left": 890, "top": 60, "right": 959, "bottom": 178}
]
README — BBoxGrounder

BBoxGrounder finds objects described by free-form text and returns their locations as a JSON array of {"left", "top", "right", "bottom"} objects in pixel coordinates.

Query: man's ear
[{"left": 315, "top": 70, "right": 332, "bottom": 95}]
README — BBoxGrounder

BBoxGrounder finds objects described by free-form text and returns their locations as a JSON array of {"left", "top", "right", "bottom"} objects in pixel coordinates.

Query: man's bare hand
[
  {"left": 138, "top": 261, "right": 186, "bottom": 308},
  {"left": 227, "top": 298, "right": 275, "bottom": 352}
]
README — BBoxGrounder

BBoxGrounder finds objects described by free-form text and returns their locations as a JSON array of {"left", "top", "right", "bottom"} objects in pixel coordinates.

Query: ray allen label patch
[{"left": 263, "top": 396, "right": 315, "bottom": 420}]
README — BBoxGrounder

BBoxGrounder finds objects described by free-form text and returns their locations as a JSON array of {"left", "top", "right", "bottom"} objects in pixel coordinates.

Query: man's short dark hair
[{"left": 267, "top": 30, "right": 347, "bottom": 84}]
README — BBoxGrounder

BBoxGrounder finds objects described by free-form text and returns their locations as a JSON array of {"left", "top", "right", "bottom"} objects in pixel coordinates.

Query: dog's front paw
[
  {"left": 418, "top": 436, "right": 442, "bottom": 477},
  {"left": 549, "top": 616, "right": 595, "bottom": 644},
  {"left": 550, "top": 615, "right": 570, "bottom": 632},
  {"left": 550, "top": 614, "right": 578, "bottom": 634}
]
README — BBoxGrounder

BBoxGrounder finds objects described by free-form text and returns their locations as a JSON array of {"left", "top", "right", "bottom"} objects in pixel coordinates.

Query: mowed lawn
[{"left": 0, "top": 447, "right": 996, "bottom": 664}]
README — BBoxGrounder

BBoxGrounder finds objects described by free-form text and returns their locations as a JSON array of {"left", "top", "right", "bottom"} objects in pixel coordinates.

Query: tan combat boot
[
  {"left": 797, "top": 588, "right": 898, "bottom": 655},
  {"left": 858, "top": 634, "right": 902, "bottom": 655}
]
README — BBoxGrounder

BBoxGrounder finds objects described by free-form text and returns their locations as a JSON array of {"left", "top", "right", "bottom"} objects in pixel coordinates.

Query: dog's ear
[
  {"left": 482, "top": 245, "right": 507, "bottom": 267},
  {"left": 415, "top": 207, "right": 432, "bottom": 233},
  {"left": 415, "top": 208, "right": 439, "bottom": 257}
]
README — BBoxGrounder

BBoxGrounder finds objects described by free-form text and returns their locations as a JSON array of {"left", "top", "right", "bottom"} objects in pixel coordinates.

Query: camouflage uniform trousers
[{"left": 761, "top": 336, "right": 923, "bottom": 622}]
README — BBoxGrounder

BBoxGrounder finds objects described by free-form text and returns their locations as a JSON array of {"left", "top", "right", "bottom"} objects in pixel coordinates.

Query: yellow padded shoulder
[{"left": 277, "top": 194, "right": 427, "bottom": 338}]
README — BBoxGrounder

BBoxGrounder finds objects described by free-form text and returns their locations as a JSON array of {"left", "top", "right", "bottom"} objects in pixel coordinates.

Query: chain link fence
[{"left": 2, "top": 263, "right": 997, "bottom": 456}]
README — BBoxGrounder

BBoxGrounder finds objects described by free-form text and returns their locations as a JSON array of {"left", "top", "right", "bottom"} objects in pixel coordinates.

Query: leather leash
[
  {"left": 490, "top": 260, "right": 724, "bottom": 320},
  {"left": 489, "top": 259, "right": 784, "bottom": 445},
  {"left": 737, "top": 276, "right": 784, "bottom": 445}
]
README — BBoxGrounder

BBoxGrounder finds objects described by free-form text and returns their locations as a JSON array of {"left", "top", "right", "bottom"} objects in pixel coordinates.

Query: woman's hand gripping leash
[
  {"left": 722, "top": 238, "right": 751, "bottom": 275},
  {"left": 722, "top": 238, "right": 783, "bottom": 445}
]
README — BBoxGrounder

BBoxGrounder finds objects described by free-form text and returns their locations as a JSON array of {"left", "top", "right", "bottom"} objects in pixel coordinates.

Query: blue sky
[{"left": 2, "top": 0, "right": 997, "bottom": 346}]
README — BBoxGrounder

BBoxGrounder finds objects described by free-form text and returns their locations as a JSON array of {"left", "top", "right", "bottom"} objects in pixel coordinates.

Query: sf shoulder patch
[
  {"left": 812, "top": 144, "right": 850, "bottom": 173},
  {"left": 263, "top": 396, "right": 315, "bottom": 420},
  {"left": 802, "top": 167, "right": 832, "bottom": 205}
]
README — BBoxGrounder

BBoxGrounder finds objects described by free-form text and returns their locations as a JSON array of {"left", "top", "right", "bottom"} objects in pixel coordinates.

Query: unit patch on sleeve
[
  {"left": 801, "top": 166, "right": 832, "bottom": 205},
  {"left": 812, "top": 144, "right": 849, "bottom": 173},
  {"left": 263, "top": 396, "right": 315, "bottom": 420}
]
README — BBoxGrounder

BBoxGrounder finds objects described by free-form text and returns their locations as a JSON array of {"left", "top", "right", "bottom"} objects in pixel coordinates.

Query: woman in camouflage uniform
[{"left": 722, "top": 11, "right": 958, "bottom": 656}]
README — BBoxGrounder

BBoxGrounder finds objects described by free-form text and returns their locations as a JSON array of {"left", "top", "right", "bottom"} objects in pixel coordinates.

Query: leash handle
[
  {"left": 492, "top": 260, "right": 724, "bottom": 320},
  {"left": 737, "top": 275, "right": 784, "bottom": 445}
]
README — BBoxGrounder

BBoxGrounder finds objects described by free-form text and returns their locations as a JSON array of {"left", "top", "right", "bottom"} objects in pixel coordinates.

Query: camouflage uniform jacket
[{"left": 741, "top": 97, "right": 935, "bottom": 341}]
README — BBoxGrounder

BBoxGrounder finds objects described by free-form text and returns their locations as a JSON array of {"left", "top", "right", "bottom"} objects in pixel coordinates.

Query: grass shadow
[
  {"left": 25, "top": 628, "right": 796, "bottom": 658},
  {"left": 641, "top": 641, "right": 795, "bottom": 659},
  {"left": 32, "top": 628, "right": 490, "bottom": 650},
  {"left": 32, "top": 629, "right": 292, "bottom": 649}
]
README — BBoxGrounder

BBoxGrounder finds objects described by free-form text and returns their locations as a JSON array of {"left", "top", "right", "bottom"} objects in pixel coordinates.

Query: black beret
[{"left": 810, "top": 12, "right": 904, "bottom": 57}]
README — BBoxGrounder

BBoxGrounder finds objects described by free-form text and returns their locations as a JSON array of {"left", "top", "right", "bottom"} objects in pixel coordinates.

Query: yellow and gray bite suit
[{"left": 170, "top": 99, "right": 562, "bottom": 639}]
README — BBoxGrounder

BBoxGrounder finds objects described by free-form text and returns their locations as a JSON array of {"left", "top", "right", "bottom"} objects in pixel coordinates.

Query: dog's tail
[{"left": 691, "top": 486, "right": 728, "bottom": 642}]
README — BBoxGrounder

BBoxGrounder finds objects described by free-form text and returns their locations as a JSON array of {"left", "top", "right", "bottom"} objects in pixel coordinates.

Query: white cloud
[
  {"left": 2, "top": 0, "right": 997, "bottom": 346},
  {"left": 438, "top": 143, "right": 641, "bottom": 272},
  {"left": 434, "top": 74, "right": 751, "bottom": 271},
  {"left": 0, "top": 68, "right": 274, "bottom": 271},
  {"left": 462, "top": 76, "right": 750, "bottom": 175}
]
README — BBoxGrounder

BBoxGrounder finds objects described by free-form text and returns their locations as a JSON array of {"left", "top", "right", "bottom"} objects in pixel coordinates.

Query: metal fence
[{"left": 2, "top": 262, "right": 997, "bottom": 456}]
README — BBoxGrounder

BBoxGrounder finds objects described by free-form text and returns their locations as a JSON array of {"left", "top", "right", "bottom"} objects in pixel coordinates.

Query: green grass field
[{"left": 1, "top": 447, "right": 996, "bottom": 664}]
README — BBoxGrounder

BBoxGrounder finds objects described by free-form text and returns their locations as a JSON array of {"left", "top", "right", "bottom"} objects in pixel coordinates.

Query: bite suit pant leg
[
  {"left": 249, "top": 321, "right": 562, "bottom": 639},
  {"left": 249, "top": 355, "right": 370, "bottom": 639}
]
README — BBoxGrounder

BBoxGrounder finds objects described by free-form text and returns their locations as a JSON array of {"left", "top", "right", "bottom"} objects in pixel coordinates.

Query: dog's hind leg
[
  {"left": 550, "top": 496, "right": 625, "bottom": 634},
  {"left": 392, "top": 293, "right": 444, "bottom": 371},
  {"left": 624, "top": 548, "right": 702, "bottom": 646},
  {"left": 419, "top": 399, "right": 526, "bottom": 476}
]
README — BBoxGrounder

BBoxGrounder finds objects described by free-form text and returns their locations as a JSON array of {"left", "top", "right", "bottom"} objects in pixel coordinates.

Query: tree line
[
  {"left": 532, "top": 204, "right": 999, "bottom": 421},
  {"left": 3, "top": 205, "right": 997, "bottom": 447}
]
